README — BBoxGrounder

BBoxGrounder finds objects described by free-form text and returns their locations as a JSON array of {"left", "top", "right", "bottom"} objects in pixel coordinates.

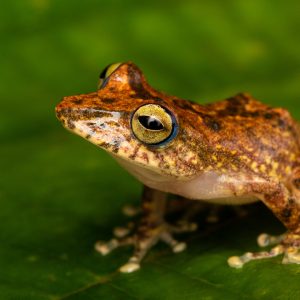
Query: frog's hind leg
[
  {"left": 95, "top": 186, "right": 196, "bottom": 273},
  {"left": 228, "top": 180, "right": 300, "bottom": 268}
]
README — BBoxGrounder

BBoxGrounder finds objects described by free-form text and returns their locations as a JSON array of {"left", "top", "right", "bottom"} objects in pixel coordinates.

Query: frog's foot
[
  {"left": 95, "top": 220, "right": 197, "bottom": 273},
  {"left": 227, "top": 245, "right": 285, "bottom": 268},
  {"left": 228, "top": 232, "right": 300, "bottom": 268}
]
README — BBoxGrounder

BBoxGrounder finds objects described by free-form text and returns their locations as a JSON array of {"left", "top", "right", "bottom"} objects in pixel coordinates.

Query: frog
[{"left": 56, "top": 61, "right": 300, "bottom": 273}]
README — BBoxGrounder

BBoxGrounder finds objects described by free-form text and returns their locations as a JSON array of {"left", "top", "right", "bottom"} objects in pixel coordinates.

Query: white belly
[{"left": 114, "top": 157, "right": 262, "bottom": 205}]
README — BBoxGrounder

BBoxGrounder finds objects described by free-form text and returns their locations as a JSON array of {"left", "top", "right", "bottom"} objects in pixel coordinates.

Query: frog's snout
[{"left": 55, "top": 94, "right": 88, "bottom": 131}]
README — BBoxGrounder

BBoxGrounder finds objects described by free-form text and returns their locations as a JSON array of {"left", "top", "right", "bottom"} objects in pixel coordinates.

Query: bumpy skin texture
[{"left": 56, "top": 62, "right": 300, "bottom": 272}]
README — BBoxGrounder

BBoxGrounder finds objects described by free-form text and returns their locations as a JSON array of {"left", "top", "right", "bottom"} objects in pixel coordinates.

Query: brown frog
[{"left": 56, "top": 62, "right": 300, "bottom": 273}]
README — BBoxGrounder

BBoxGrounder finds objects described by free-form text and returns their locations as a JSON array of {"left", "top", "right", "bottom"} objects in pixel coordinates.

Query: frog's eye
[
  {"left": 131, "top": 104, "right": 178, "bottom": 146},
  {"left": 97, "top": 62, "right": 122, "bottom": 89}
]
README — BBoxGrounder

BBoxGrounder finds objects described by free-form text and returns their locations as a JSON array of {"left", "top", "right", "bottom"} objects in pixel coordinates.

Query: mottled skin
[{"left": 56, "top": 62, "right": 300, "bottom": 272}]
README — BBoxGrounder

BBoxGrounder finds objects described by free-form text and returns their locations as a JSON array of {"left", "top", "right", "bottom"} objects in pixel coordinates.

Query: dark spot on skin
[
  {"left": 232, "top": 94, "right": 250, "bottom": 104},
  {"left": 278, "top": 119, "right": 286, "bottom": 129},
  {"left": 56, "top": 111, "right": 62, "bottom": 119},
  {"left": 72, "top": 99, "right": 83, "bottom": 105},
  {"left": 86, "top": 134, "right": 91, "bottom": 139},
  {"left": 293, "top": 179, "right": 300, "bottom": 190},
  {"left": 214, "top": 95, "right": 251, "bottom": 117},
  {"left": 102, "top": 98, "right": 115, "bottom": 104},
  {"left": 130, "top": 89, "right": 163, "bottom": 101},
  {"left": 86, "top": 122, "right": 95, "bottom": 126},
  {"left": 67, "top": 120, "right": 75, "bottom": 129},
  {"left": 98, "top": 140, "right": 120, "bottom": 153},
  {"left": 151, "top": 96, "right": 164, "bottom": 102},
  {"left": 142, "top": 152, "right": 149, "bottom": 163},
  {"left": 98, "top": 142, "right": 110, "bottom": 149},
  {"left": 281, "top": 208, "right": 292, "bottom": 219},
  {"left": 129, "top": 145, "right": 141, "bottom": 160},
  {"left": 111, "top": 143, "right": 120, "bottom": 153},
  {"left": 240, "top": 111, "right": 260, "bottom": 118},
  {"left": 289, "top": 198, "right": 295, "bottom": 205},
  {"left": 106, "top": 121, "right": 119, "bottom": 127},
  {"left": 89, "top": 110, "right": 112, "bottom": 119},
  {"left": 174, "top": 99, "right": 199, "bottom": 114},
  {"left": 204, "top": 118, "right": 221, "bottom": 131},
  {"left": 264, "top": 113, "right": 273, "bottom": 119}
]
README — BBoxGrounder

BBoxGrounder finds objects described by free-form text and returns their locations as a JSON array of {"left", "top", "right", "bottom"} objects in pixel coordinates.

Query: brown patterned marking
[
  {"left": 72, "top": 99, "right": 83, "bottom": 105},
  {"left": 289, "top": 198, "right": 295, "bottom": 205},
  {"left": 56, "top": 111, "right": 62, "bottom": 119},
  {"left": 141, "top": 152, "right": 149, "bottom": 163},
  {"left": 102, "top": 98, "right": 115, "bottom": 104},
  {"left": 264, "top": 113, "right": 274, "bottom": 119},
  {"left": 111, "top": 139, "right": 120, "bottom": 153},
  {"left": 129, "top": 144, "right": 141, "bottom": 160},
  {"left": 293, "top": 179, "right": 300, "bottom": 189},
  {"left": 106, "top": 121, "right": 120, "bottom": 127},
  {"left": 67, "top": 119, "right": 75, "bottom": 129},
  {"left": 204, "top": 118, "right": 221, "bottom": 132},
  {"left": 81, "top": 109, "right": 113, "bottom": 119},
  {"left": 277, "top": 118, "right": 287, "bottom": 129},
  {"left": 174, "top": 99, "right": 199, "bottom": 114},
  {"left": 281, "top": 207, "right": 292, "bottom": 219},
  {"left": 98, "top": 142, "right": 110, "bottom": 149}
]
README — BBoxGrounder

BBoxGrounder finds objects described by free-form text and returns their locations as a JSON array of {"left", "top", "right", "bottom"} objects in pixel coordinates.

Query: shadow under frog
[{"left": 56, "top": 62, "right": 300, "bottom": 273}]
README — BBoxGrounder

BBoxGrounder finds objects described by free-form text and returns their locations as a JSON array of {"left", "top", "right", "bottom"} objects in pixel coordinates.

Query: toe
[
  {"left": 119, "top": 262, "right": 140, "bottom": 273},
  {"left": 172, "top": 242, "right": 187, "bottom": 253},
  {"left": 95, "top": 239, "right": 118, "bottom": 255}
]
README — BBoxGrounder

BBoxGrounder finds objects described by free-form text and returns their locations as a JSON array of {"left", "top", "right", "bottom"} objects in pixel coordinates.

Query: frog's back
[
  {"left": 183, "top": 93, "right": 300, "bottom": 180},
  {"left": 203, "top": 93, "right": 300, "bottom": 147}
]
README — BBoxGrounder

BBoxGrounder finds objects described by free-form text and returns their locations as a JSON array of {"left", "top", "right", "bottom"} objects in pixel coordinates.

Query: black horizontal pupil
[
  {"left": 138, "top": 116, "right": 164, "bottom": 130},
  {"left": 99, "top": 65, "right": 110, "bottom": 79}
]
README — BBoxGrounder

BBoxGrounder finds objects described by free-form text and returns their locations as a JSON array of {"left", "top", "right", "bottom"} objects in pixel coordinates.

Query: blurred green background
[{"left": 1, "top": 0, "right": 300, "bottom": 299}]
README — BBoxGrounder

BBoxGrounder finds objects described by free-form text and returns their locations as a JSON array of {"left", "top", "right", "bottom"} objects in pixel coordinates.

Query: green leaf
[{"left": 1, "top": 0, "right": 300, "bottom": 299}]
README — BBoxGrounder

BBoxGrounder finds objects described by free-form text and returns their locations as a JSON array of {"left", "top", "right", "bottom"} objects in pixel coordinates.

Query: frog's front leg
[
  {"left": 95, "top": 186, "right": 195, "bottom": 273},
  {"left": 228, "top": 181, "right": 300, "bottom": 268}
]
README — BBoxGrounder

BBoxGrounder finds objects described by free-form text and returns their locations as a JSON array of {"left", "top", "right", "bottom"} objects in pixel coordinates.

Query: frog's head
[{"left": 56, "top": 62, "right": 204, "bottom": 181}]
